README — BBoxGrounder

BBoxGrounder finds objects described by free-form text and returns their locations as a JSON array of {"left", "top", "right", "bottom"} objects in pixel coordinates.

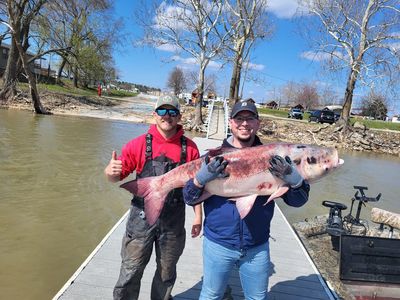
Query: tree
[
  {"left": 3, "top": 0, "right": 48, "bottom": 114},
  {"left": 138, "top": 0, "right": 231, "bottom": 127},
  {"left": 320, "top": 85, "right": 341, "bottom": 106},
  {"left": 361, "top": 92, "right": 388, "bottom": 120},
  {"left": 186, "top": 70, "right": 217, "bottom": 95},
  {"left": 295, "top": 83, "right": 319, "bottom": 110},
  {"left": 281, "top": 81, "right": 300, "bottom": 107},
  {"left": 167, "top": 67, "right": 186, "bottom": 95},
  {"left": 224, "top": 0, "right": 272, "bottom": 102},
  {"left": 299, "top": 0, "right": 400, "bottom": 126}
]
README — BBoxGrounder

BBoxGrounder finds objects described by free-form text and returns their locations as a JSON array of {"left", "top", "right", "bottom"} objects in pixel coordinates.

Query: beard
[{"left": 237, "top": 135, "right": 252, "bottom": 143}]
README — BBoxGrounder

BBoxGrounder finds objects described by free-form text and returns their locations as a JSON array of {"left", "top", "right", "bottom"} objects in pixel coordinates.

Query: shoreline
[{"left": 2, "top": 92, "right": 400, "bottom": 157}]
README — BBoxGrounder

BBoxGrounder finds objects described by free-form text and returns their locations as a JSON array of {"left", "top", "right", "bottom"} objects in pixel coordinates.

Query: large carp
[{"left": 121, "top": 143, "right": 344, "bottom": 225}]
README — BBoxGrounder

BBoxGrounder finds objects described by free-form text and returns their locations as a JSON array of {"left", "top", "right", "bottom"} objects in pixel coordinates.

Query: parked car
[
  {"left": 288, "top": 108, "right": 304, "bottom": 120},
  {"left": 334, "top": 113, "right": 340, "bottom": 122},
  {"left": 308, "top": 110, "right": 335, "bottom": 124}
]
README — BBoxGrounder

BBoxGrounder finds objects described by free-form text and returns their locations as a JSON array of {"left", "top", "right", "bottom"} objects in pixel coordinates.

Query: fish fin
[
  {"left": 264, "top": 186, "right": 289, "bottom": 205},
  {"left": 229, "top": 194, "right": 258, "bottom": 219},
  {"left": 120, "top": 177, "right": 167, "bottom": 226}
]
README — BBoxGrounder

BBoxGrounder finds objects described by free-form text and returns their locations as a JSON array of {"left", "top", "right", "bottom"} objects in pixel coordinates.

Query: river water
[{"left": 0, "top": 109, "right": 399, "bottom": 300}]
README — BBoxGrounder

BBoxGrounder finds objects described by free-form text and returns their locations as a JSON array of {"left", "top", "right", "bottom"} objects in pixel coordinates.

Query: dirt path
[{"left": 50, "top": 93, "right": 158, "bottom": 123}]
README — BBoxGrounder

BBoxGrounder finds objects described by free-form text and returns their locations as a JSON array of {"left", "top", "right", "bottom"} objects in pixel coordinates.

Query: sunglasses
[{"left": 155, "top": 108, "right": 180, "bottom": 117}]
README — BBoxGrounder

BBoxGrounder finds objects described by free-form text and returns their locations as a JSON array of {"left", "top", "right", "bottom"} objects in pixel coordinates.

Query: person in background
[
  {"left": 97, "top": 84, "right": 102, "bottom": 97},
  {"left": 183, "top": 100, "right": 310, "bottom": 300},
  {"left": 104, "top": 95, "right": 202, "bottom": 300}
]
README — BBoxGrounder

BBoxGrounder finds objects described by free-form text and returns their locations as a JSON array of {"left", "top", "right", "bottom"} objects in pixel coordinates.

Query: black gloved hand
[
  {"left": 195, "top": 155, "right": 229, "bottom": 186},
  {"left": 269, "top": 155, "right": 303, "bottom": 188}
]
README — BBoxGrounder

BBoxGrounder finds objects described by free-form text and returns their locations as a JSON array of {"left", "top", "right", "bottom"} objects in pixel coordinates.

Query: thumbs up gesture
[{"left": 104, "top": 151, "right": 122, "bottom": 182}]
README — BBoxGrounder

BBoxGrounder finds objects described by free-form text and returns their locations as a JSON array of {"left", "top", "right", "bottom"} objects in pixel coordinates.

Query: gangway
[{"left": 205, "top": 99, "right": 230, "bottom": 140}]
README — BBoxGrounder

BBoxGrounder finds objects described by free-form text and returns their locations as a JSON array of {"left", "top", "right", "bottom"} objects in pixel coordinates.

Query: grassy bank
[
  {"left": 19, "top": 80, "right": 138, "bottom": 99},
  {"left": 258, "top": 107, "right": 400, "bottom": 131}
]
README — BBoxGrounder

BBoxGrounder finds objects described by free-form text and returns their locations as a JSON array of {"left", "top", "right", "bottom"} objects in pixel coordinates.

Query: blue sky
[{"left": 112, "top": 0, "right": 400, "bottom": 116}]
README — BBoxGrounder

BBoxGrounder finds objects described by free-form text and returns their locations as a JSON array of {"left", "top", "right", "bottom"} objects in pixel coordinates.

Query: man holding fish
[{"left": 183, "top": 100, "right": 311, "bottom": 299}]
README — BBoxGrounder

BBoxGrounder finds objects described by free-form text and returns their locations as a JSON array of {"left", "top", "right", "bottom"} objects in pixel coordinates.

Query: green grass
[
  {"left": 349, "top": 118, "right": 400, "bottom": 131},
  {"left": 19, "top": 80, "right": 138, "bottom": 98},
  {"left": 258, "top": 107, "right": 289, "bottom": 118},
  {"left": 258, "top": 107, "right": 400, "bottom": 131}
]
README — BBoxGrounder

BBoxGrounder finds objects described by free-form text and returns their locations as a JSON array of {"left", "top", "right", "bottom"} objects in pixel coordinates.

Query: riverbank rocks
[
  {"left": 258, "top": 117, "right": 400, "bottom": 157},
  {"left": 4, "top": 93, "right": 400, "bottom": 157}
]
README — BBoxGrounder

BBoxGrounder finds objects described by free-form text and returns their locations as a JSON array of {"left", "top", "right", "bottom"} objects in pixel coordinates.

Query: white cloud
[
  {"left": 301, "top": 50, "right": 347, "bottom": 62},
  {"left": 267, "top": 0, "right": 300, "bottom": 19},
  {"left": 301, "top": 51, "right": 332, "bottom": 61},
  {"left": 246, "top": 62, "right": 265, "bottom": 71},
  {"left": 153, "top": 3, "right": 190, "bottom": 31},
  {"left": 171, "top": 55, "right": 222, "bottom": 69},
  {"left": 208, "top": 60, "right": 222, "bottom": 69},
  {"left": 156, "top": 43, "right": 180, "bottom": 52}
]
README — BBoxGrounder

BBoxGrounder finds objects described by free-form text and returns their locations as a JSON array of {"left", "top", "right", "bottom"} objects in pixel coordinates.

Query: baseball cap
[
  {"left": 230, "top": 100, "right": 259, "bottom": 118},
  {"left": 155, "top": 95, "right": 180, "bottom": 111}
]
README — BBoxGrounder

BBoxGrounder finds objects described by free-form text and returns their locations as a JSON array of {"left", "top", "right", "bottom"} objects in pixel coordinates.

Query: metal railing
[
  {"left": 205, "top": 99, "right": 215, "bottom": 139},
  {"left": 223, "top": 99, "right": 230, "bottom": 137}
]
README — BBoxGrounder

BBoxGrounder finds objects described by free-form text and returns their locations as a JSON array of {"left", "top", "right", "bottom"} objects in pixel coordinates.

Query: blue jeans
[{"left": 200, "top": 237, "right": 270, "bottom": 300}]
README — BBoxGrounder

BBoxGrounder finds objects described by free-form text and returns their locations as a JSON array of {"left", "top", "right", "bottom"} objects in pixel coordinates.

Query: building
[
  {"left": 265, "top": 101, "right": 278, "bottom": 109},
  {"left": 0, "top": 43, "right": 55, "bottom": 81}
]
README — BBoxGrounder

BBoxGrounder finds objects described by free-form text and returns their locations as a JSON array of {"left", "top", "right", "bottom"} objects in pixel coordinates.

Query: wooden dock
[{"left": 54, "top": 137, "right": 337, "bottom": 300}]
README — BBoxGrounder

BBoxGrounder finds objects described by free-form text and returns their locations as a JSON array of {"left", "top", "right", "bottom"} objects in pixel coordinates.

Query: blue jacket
[{"left": 183, "top": 136, "right": 310, "bottom": 250}]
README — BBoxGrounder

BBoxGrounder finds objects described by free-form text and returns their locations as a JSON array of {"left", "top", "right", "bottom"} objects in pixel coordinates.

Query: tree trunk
[
  {"left": 229, "top": 62, "right": 238, "bottom": 101},
  {"left": 229, "top": 41, "right": 244, "bottom": 103},
  {"left": 0, "top": 40, "right": 20, "bottom": 101},
  {"left": 194, "top": 67, "right": 206, "bottom": 126},
  {"left": 73, "top": 65, "right": 78, "bottom": 88},
  {"left": 56, "top": 58, "right": 67, "bottom": 84},
  {"left": 229, "top": 60, "right": 242, "bottom": 102},
  {"left": 13, "top": 35, "right": 47, "bottom": 114},
  {"left": 340, "top": 68, "right": 358, "bottom": 126}
]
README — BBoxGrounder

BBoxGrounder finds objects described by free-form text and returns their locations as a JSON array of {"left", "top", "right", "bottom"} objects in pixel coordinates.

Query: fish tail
[{"left": 120, "top": 176, "right": 170, "bottom": 226}]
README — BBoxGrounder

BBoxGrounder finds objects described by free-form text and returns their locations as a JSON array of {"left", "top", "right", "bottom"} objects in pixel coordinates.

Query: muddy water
[{"left": 0, "top": 109, "right": 399, "bottom": 299}]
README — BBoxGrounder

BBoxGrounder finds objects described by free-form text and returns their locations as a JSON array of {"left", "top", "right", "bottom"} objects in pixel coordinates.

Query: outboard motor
[{"left": 322, "top": 200, "right": 348, "bottom": 251}]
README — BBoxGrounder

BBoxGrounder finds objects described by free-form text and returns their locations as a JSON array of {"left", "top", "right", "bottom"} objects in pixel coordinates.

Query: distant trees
[
  {"left": 0, "top": 0, "right": 122, "bottom": 113},
  {"left": 295, "top": 83, "right": 319, "bottom": 110},
  {"left": 361, "top": 92, "right": 388, "bottom": 120},
  {"left": 37, "top": 0, "right": 122, "bottom": 87},
  {"left": 186, "top": 70, "right": 217, "bottom": 97},
  {"left": 299, "top": 0, "right": 400, "bottom": 126},
  {"left": 167, "top": 67, "right": 186, "bottom": 96}
]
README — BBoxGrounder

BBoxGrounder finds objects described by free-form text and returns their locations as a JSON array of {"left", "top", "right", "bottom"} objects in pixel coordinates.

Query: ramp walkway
[
  {"left": 206, "top": 100, "right": 229, "bottom": 140},
  {"left": 54, "top": 137, "right": 337, "bottom": 300}
]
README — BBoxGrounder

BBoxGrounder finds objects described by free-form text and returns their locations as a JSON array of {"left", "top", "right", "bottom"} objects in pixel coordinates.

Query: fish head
[{"left": 288, "top": 145, "right": 344, "bottom": 182}]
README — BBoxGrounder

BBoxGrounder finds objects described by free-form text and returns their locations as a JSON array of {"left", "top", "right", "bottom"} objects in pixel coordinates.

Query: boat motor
[{"left": 322, "top": 200, "right": 348, "bottom": 250}]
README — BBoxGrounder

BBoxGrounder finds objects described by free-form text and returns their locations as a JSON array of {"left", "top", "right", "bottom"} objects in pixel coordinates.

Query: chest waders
[{"left": 114, "top": 134, "right": 187, "bottom": 300}]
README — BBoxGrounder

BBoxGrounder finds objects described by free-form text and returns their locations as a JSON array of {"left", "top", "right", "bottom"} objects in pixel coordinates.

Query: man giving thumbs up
[{"left": 104, "top": 95, "right": 201, "bottom": 300}]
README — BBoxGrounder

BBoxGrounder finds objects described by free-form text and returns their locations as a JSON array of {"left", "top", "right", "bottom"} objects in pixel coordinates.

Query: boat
[{"left": 293, "top": 186, "right": 400, "bottom": 300}]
